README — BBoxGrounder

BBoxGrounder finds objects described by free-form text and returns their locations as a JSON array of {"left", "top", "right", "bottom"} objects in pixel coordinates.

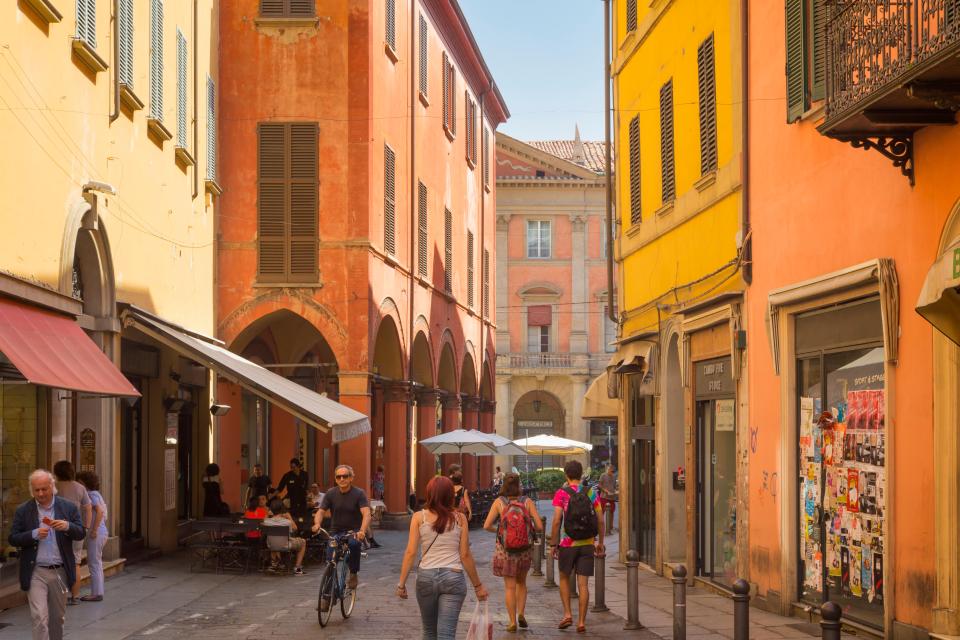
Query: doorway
[
  {"left": 120, "top": 378, "right": 144, "bottom": 555},
  {"left": 696, "top": 397, "right": 737, "bottom": 587},
  {"left": 631, "top": 385, "right": 656, "bottom": 566}
]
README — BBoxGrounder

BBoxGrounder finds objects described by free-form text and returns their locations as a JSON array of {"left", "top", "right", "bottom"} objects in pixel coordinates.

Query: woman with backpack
[{"left": 482, "top": 472, "right": 543, "bottom": 633}]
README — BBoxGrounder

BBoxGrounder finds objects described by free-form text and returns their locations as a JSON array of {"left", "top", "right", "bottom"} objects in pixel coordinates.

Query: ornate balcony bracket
[{"left": 831, "top": 133, "right": 914, "bottom": 186}]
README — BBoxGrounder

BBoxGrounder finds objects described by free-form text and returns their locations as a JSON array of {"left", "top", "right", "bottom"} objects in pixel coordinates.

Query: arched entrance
[
  {"left": 437, "top": 339, "right": 459, "bottom": 473},
  {"left": 513, "top": 390, "right": 565, "bottom": 473},
  {"left": 460, "top": 352, "right": 479, "bottom": 490},
  {"left": 410, "top": 331, "right": 437, "bottom": 500},
  {"left": 661, "top": 332, "right": 686, "bottom": 564},
  {"left": 372, "top": 315, "right": 409, "bottom": 513},
  {"left": 478, "top": 361, "right": 495, "bottom": 488}
]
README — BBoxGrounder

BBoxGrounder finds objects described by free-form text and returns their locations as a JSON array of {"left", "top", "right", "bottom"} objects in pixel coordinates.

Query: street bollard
[
  {"left": 624, "top": 550, "right": 643, "bottom": 630},
  {"left": 820, "top": 602, "right": 842, "bottom": 640},
  {"left": 531, "top": 519, "right": 545, "bottom": 577},
  {"left": 544, "top": 540, "right": 557, "bottom": 588},
  {"left": 732, "top": 579, "right": 750, "bottom": 640},
  {"left": 591, "top": 546, "right": 608, "bottom": 612},
  {"left": 672, "top": 564, "right": 687, "bottom": 640}
]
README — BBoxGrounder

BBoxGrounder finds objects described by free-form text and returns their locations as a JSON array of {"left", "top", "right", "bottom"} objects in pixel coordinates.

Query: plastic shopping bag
[{"left": 465, "top": 600, "right": 492, "bottom": 640}]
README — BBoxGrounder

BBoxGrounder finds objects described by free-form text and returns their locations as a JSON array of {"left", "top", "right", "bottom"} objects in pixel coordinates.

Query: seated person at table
[
  {"left": 243, "top": 495, "right": 270, "bottom": 540},
  {"left": 263, "top": 504, "right": 306, "bottom": 576}
]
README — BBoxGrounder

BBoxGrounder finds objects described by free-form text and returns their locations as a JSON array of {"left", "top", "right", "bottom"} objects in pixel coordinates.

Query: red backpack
[{"left": 498, "top": 496, "right": 534, "bottom": 553}]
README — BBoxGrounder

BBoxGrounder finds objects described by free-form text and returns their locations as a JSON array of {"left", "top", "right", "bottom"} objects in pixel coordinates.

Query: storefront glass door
[{"left": 696, "top": 398, "right": 737, "bottom": 587}]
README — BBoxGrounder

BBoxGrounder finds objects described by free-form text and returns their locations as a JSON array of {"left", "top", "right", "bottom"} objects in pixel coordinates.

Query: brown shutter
[
  {"left": 384, "top": 144, "right": 396, "bottom": 255},
  {"left": 483, "top": 126, "right": 490, "bottom": 187},
  {"left": 659, "top": 79, "right": 675, "bottom": 204},
  {"left": 385, "top": 0, "right": 396, "bottom": 51},
  {"left": 287, "top": 0, "right": 315, "bottom": 17},
  {"left": 258, "top": 123, "right": 286, "bottom": 278},
  {"left": 467, "top": 231, "right": 475, "bottom": 308},
  {"left": 450, "top": 66, "right": 457, "bottom": 136},
  {"left": 442, "top": 52, "right": 449, "bottom": 132},
  {"left": 629, "top": 115, "right": 641, "bottom": 225},
  {"left": 482, "top": 248, "right": 490, "bottom": 318},
  {"left": 260, "top": 0, "right": 314, "bottom": 17},
  {"left": 288, "top": 123, "right": 319, "bottom": 279},
  {"left": 697, "top": 34, "right": 718, "bottom": 175},
  {"left": 444, "top": 208, "right": 453, "bottom": 293},
  {"left": 626, "top": 0, "right": 637, "bottom": 32},
  {"left": 419, "top": 15, "right": 428, "bottom": 97},
  {"left": 418, "top": 182, "right": 428, "bottom": 277}
]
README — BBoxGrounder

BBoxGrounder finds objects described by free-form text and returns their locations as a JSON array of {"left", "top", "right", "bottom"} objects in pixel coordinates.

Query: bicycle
[{"left": 315, "top": 528, "right": 364, "bottom": 626}]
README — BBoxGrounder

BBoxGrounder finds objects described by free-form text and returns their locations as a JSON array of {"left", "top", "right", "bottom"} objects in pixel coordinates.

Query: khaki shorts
[{"left": 72, "top": 539, "right": 84, "bottom": 565}]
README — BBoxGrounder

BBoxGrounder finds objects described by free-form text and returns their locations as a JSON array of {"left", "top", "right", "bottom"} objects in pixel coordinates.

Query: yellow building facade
[
  {"left": 0, "top": 0, "right": 219, "bottom": 594},
  {"left": 608, "top": 0, "right": 748, "bottom": 587}
]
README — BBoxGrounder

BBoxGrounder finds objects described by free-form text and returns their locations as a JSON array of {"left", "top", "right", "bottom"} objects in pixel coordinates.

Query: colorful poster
[
  {"left": 836, "top": 469, "right": 847, "bottom": 506},
  {"left": 829, "top": 534, "right": 842, "bottom": 577},
  {"left": 847, "top": 468, "right": 860, "bottom": 512},
  {"left": 873, "top": 552, "right": 884, "bottom": 601},
  {"left": 804, "top": 479, "right": 817, "bottom": 518},
  {"left": 841, "top": 546, "right": 851, "bottom": 596},
  {"left": 862, "top": 546, "right": 874, "bottom": 601},
  {"left": 851, "top": 547, "right": 863, "bottom": 597}
]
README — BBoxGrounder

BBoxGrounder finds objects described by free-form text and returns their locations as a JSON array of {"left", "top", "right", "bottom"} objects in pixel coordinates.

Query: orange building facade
[
  {"left": 746, "top": 1, "right": 960, "bottom": 636},
  {"left": 215, "top": 0, "right": 507, "bottom": 517}
]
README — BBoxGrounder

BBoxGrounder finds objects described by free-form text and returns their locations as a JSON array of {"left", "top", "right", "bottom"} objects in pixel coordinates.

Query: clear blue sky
[{"left": 459, "top": 0, "right": 605, "bottom": 143}]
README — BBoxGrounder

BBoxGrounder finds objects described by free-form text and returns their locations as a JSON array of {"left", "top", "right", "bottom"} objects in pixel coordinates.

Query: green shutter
[
  {"left": 811, "top": 0, "right": 827, "bottom": 101},
  {"left": 785, "top": 0, "right": 807, "bottom": 122}
]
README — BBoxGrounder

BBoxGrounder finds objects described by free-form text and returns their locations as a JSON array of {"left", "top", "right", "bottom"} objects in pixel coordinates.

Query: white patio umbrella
[
  {"left": 418, "top": 429, "right": 499, "bottom": 464},
  {"left": 512, "top": 434, "right": 593, "bottom": 474},
  {"left": 485, "top": 432, "right": 529, "bottom": 457}
]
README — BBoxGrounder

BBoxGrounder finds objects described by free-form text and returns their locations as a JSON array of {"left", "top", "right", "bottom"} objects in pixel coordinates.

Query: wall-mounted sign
[
  {"left": 165, "top": 412, "right": 179, "bottom": 445},
  {"left": 164, "top": 449, "right": 176, "bottom": 511},
  {"left": 715, "top": 398, "right": 736, "bottom": 432},
  {"left": 79, "top": 428, "right": 96, "bottom": 472},
  {"left": 517, "top": 420, "right": 552, "bottom": 429},
  {"left": 695, "top": 356, "right": 734, "bottom": 399}
]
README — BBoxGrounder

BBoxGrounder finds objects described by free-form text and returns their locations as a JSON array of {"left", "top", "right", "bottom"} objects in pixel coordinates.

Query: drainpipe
[
  {"left": 604, "top": 0, "right": 616, "bottom": 323},
  {"left": 740, "top": 0, "right": 752, "bottom": 284},
  {"left": 408, "top": 0, "right": 417, "bottom": 499},
  {"left": 192, "top": 0, "right": 199, "bottom": 200},
  {"left": 479, "top": 88, "right": 487, "bottom": 410},
  {"left": 109, "top": 0, "right": 119, "bottom": 123}
]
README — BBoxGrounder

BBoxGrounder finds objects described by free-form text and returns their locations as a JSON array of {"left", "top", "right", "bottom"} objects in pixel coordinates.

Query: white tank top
[{"left": 418, "top": 511, "right": 463, "bottom": 571}]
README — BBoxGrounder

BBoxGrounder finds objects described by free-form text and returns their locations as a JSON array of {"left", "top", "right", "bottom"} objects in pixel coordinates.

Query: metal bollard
[
  {"left": 820, "top": 602, "right": 842, "bottom": 640},
  {"left": 591, "top": 547, "right": 608, "bottom": 612},
  {"left": 732, "top": 579, "right": 750, "bottom": 640},
  {"left": 672, "top": 564, "right": 687, "bottom": 640},
  {"left": 531, "top": 518, "right": 545, "bottom": 577},
  {"left": 544, "top": 540, "right": 557, "bottom": 588},
  {"left": 624, "top": 550, "right": 643, "bottom": 630}
]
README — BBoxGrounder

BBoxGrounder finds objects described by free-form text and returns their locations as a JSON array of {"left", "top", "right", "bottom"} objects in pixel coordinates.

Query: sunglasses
[{"left": 335, "top": 474, "right": 352, "bottom": 480}]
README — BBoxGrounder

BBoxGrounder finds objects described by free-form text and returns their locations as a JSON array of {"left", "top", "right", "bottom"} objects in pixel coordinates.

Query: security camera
[{"left": 210, "top": 404, "right": 231, "bottom": 417}]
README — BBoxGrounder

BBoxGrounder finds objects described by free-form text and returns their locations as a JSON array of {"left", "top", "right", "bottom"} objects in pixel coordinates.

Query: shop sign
[
  {"left": 164, "top": 449, "right": 176, "bottom": 511},
  {"left": 715, "top": 398, "right": 735, "bottom": 432},
  {"left": 79, "top": 428, "right": 96, "bottom": 472},
  {"left": 517, "top": 420, "right": 552, "bottom": 429},
  {"left": 695, "top": 356, "right": 734, "bottom": 398}
]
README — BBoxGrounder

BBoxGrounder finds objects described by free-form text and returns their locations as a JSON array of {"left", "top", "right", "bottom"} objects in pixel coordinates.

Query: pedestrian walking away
[
  {"left": 397, "top": 475, "right": 488, "bottom": 640},
  {"left": 312, "top": 464, "right": 372, "bottom": 605},
  {"left": 75, "top": 471, "right": 108, "bottom": 602},
  {"left": 447, "top": 464, "right": 472, "bottom": 521},
  {"left": 8, "top": 469, "right": 86, "bottom": 640},
  {"left": 549, "top": 460, "right": 604, "bottom": 634},
  {"left": 482, "top": 472, "right": 543, "bottom": 633},
  {"left": 52, "top": 461, "right": 90, "bottom": 606},
  {"left": 201, "top": 463, "right": 229, "bottom": 517}
]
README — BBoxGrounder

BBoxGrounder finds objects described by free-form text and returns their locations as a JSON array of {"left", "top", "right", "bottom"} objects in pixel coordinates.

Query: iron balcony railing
[
  {"left": 496, "top": 352, "right": 609, "bottom": 371},
  {"left": 826, "top": 0, "right": 960, "bottom": 118}
]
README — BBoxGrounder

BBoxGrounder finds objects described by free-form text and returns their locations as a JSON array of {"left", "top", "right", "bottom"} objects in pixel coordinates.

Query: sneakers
[
  {"left": 80, "top": 595, "right": 103, "bottom": 602},
  {"left": 319, "top": 597, "right": 330, "bottom": 612},
  {"left": 347, "top": 572, "right": 358, "bottom": 589},
  {"left": 267, "top": 561, "right": 280, "bottom": 573},
  {"left": 294, "top": 567, "right": 305, "bottom": 576},
  {"left": 368, "top": 539, "right": 382, "bottom": 549}
]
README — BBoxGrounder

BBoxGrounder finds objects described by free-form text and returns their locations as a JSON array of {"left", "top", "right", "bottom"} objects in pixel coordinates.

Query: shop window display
[{"left": 0, "top": 385, "right": 39, "bottom": 566}]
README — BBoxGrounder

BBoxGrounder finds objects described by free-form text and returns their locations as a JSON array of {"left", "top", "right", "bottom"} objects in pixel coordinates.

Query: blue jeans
[
  {"left": 416, "top": 568, "right": 467, "bottom": 640},
  {"left": 328, "top": 536, "right": 362, "bottom": 574}
]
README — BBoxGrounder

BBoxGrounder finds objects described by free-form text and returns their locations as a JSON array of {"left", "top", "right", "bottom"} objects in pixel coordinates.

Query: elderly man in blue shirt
[{"left": 8, "top": 469, "right": 85, "bottom": 640}]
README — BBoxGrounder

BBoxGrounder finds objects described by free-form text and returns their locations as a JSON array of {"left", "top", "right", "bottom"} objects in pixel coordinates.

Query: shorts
[
  {"left": 557, "top": 544, "right": 594, "bottom": 577},
  {"left": 72, "top": 539, "right": 84, "bottom": 565}
]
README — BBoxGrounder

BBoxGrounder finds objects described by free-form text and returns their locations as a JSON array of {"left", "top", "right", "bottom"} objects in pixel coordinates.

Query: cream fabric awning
[
  {"left": 605, "top": 339, "right": 655, "bottom": 399},
  {"left": 916, "top": 239, "right": 960, "bottom": 346},
  {"left": 121, "top": 306, "right": 371, "bottom": 443},
  {"left": 582, "top": 372, "right": 619, "bottom": 419}
]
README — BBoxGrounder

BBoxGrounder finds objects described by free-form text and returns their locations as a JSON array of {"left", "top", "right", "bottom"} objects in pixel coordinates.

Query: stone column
[
  {"left": 479, "top": 399, "right": 497, "bottom": 488},
  {"left": 494, "top": 375, "right": 512, "bottom": 473},
  {"left": 415, "top": 389, "right": 440, "bottom": 500},
  {"left": 495, "top": 214, "right": 511, "bottom": 354},
  {"left": 382, "top": 381, "right": 412, "bottom": 514},
  {"left": 569, "top": 214, "right": 588, "bottom": 353},
  {"left": 461, "top": 395, "right": 481, "bottom": 491},
  {"left": 336, "top": 372, "right": 373, "bottom": 495},
  {"left": 440, "top": 392, "right": 461, "bottom": 475}
]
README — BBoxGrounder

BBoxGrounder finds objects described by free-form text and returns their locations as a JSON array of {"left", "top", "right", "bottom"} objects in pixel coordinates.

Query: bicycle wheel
[
  {"left": 317, "top": 564, "right": 336, "bottom": 627},
  {"left": 338, "top": 557, "right": 356, "bottom": 618}
]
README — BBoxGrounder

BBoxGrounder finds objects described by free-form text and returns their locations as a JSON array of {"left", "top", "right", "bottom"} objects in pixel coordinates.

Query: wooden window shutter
[
  {"left": 258, "top": 123, "right": 318, "bottom": 282},
  {"left": 419, "top": 15, "right": 428, "bottom": 97},
  {"left": 385, "top": 0, "right": 396, "bottom": 50},
  {"left": 260, "top": 0, "right": 314, "bottom": 17},
  {"left": 288, "top": 0, "right": 315, "bottom": 17},
  {"left": 483, "top": 126, "right": 490, "bottom": 187},
  {"left": 465, "top": 94, "right": 476, "bottom": 165},
  {"left": 628, "top": 115, "right": 641, "bottom": 225},
  {"left": 482, "top": 249, "right": 490, "bottom": 318},
  {"left": 149, "top": 0, "right": 163, "bottom": 121},
  {"left": 418, "top": 182, "right": 428, "bottom": 277},
  {"left": 697, "top": 34, "right": 718, "bottom": 176},
  {"left": 785, "top": 0, "right": 807, "bottom": 122},
  {"left": 450, "top": 65, "right": 457, "bottom": 136},
  {"left": 659, "top": 79, "right": 675, "bottom": 204},
  {"left": 77, "top": 0, "right": 97, "bottom": 48},
  {"left": 442, "top": 52, "right": 449, "bottom": 131},
  {"left": 444, "top": 208, "right": 453, "bottom": 293},
  {"left": 811, "top": 0, "right": 828, "bottom": 101},
  {"left": 118, "top": 0, "right": 133, "bottom": 86},
  {"left": 626, "top": 0, "right": 637, "bottom": 32},
  {"left": 176, "top": 29, "right": 187, "bottom": 148},
  {"left": 384, "top": 144, "right": 397, "bottom": 256},
  {"left": 206, "top": 76, "right": 216, "bottom": 180},
  {"left": 467, "top": 231, "right": 475, "bottom": 308}
]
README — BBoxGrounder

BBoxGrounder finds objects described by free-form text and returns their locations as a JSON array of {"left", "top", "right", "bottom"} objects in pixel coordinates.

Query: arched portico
[
  {"left": 372, "top": 315, "right": 410, "bottom": 513},
  {"left": 460, "top": 352, "right": 479, "bottom": 490},
  {"left": 513, "top": 389, "right": 565, "bottom": 473},
  {"left": 411, "top": 331, "right": 438, "bottom": 500}
]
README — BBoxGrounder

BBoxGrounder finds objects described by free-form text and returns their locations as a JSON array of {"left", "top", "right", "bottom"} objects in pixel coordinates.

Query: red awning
[{"left": 0, "top": 298, "right": 140, "bottom": 397}]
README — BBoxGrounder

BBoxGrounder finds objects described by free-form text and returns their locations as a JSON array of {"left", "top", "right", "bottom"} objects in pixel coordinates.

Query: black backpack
[{"left": 562, "top": 485, "right": 598, "bottom": 541}]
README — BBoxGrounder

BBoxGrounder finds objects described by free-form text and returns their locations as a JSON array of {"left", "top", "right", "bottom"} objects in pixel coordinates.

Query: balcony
[
  {"left": 819, "top": 0, "right": 960, "bottom": 183},
  {"left": 496, "top": 352, "right": 609, "bottom": 375}
]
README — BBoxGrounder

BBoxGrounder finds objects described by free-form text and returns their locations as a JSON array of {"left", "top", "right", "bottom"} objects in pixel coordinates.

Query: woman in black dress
[{"left": 202, "top": 463, "right": 227, "bottom": 516}]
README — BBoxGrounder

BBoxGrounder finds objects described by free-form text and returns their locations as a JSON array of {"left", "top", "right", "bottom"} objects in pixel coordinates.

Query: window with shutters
[
  {"left": 526, "top": 220, "right": 551, "bottom": 259},
  {"left": 418, "top": 182, "right": 428, "bottom": 278},
  {"left": 527, "top": 324, "right": 550, "bottom": 354},
  {"left": 206, "top": 76, "right": 216, "bottom": 181},
  {"left": 442, "top": 53, "right": 456, "bottom": 138},
  {"left": 76, "top": 0, "right": 97, "bottom": 48},
  {"left": 419, "top": 15, "right": 428, "bottom": 99},
  {"left": 385, "top": 0, "right": 396, "bottom": 52},
  {"left": 257, "top": 122, "right": 319, "bottom": 283},
  {"left": 697, "top": 34, "right": 718, "bottom": 176},
  {"left": 659, "top": 79, "right": 675, "bottom": 204},
  {"left": 384, "top": 144, "right": 397, "bottom": 256},
  {"left": 626, "top": 0, "right": 637, "bottom": 33},
  {"left": 465, "top": 93, "right": 477, "bottom": 167},
  {"left": 118, "top": 0, "right": 134, "bottom": 87},
  {"left": 259, "top": 0, "right": 315, "bottom": 18},
  {"left": 482, "top": 249, "right": 490, "bottom": 318},
  {"left": 467, "top": 231, "right": 475, "bottom": 309},
  {"left": 444, "top": 209, "right": 453, "bottom": 293},
  {"left": 482, "top": 126, "right": 490, "bottom": 189},
  {"left": 785, "top": 0, "right": 827, "bottom": 123},
  {"left": 176, "top": 29, "right": 188, "bottom": 149},
  {"left": 628, "top": 115, "right": 641, "bottom": 225},
  {"left": 149, "top": 0, "right": 164, "bottom": 122}
]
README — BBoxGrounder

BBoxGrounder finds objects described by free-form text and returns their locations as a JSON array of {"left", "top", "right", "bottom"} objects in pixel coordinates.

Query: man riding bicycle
[{"left": 313, "top": 464, "right": 371, "bottom": 593}]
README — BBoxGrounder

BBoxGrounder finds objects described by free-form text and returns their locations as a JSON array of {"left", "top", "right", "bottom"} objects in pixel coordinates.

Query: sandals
[
  {"left": 518, "top": 614, "right": 528, "bottom": 628},
  {"left": 505, "top": 624, "right": 517, "bottom": 633},
  {"left": 558, "top": 617, "right": 573, "bottom": 629},
  {"left": 577, "top": 624, "right": 587, "bottom": 633}
]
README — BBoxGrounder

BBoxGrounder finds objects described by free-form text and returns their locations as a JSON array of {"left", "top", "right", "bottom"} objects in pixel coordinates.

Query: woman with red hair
[{"left": 397, "top": 475, "right": 488, "bottom": 640}]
